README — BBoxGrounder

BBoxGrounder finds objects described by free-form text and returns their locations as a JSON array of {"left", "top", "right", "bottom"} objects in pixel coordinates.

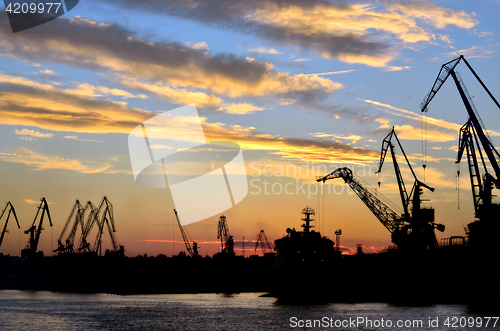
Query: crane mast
[
  {"left": 378, "top": 128, "right": 435, "bottom": 218},
  {"left": 255, "top": 229, "right": 272, "bottom": 254},
  {"left": 54, "top": 200, "right": 85, "bottom": 254},
  {"left": 77, "top": 201, "right": 98, "bottom": 253},
  {"left": 174, "top": 209, "right": 198, "bottom": 257},
  {"left": 217, "top": 215, "right": 234, "bottom": 254},
  {"left": 379, "top": 128, "right": 410, "bottom": 218},
  {"left": 21, "top": 197, "right": 53, "bottom": 258},
  {"left": 377, "top": 128, "right": 444, "bottom": 249},
  {"left": 0, "top": 201, "right": 20, "bottom": 247},
  {"left": 92, "top": 196, "right": 120, "bottom": 255}
]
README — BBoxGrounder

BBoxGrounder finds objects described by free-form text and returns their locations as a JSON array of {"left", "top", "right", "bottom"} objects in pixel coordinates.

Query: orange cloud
[
  {"left": 247, "top": 1, "right": 477, "bottom": 66},
  {"left": 64, "top": 82, "right": 148, "bottom": 99},
  {"left": 0, "top": 85, "right": 151, "bottom": 134},
  {"left": 222, "top": 103, "right": 264, "bottom": 114},
  {"left": 0, "top": 72, "right": 53, "bottom": 90}
]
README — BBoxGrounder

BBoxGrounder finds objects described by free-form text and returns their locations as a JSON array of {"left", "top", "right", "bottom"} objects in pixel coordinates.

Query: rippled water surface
[{"left": 1, "top": 290, "right": 499, "bottom": 330}]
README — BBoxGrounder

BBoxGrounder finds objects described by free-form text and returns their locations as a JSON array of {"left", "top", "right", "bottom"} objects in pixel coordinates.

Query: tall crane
[
  {"left": 174, "top": 209, "right": 198, "bottom": 257},
  {"left": 217, "top": 215, "right": 234, "bottom": 254},
  {"left": 317, "top": 167, "right": 441, "bottom": 250},
  {"left": 420, "top": 55, "right": 500, "bottom": 222},
  {"left": 0, "top": 202, "right": 20, "bottom": 248},
  {"left": 92, "top": 196, "right": 120, "bottom": 255},
  {"left": 21, "top": 197, "right": 53, "bottom": 258},
  {"left": 76, "top": 201, "right": 98, "bottom": 253},
  {"left": 53, "top": 200, "right": 85, "bottom": 254},
  {"left": 377, "top": 127, "right": 444, "bottom": 249},
  {"left": 255, "top": 229, "right": 272, "bottom": 254}
]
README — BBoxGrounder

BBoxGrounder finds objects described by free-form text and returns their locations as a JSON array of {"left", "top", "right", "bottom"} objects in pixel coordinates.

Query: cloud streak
[
  {"left": 0, "top": 79, "right": 377, "bottom": 167},
  {"left": 0, "top": 15, "right": 340, "bottom": 106},
  {"left": 103, "top": 0, "right": 477, "bottom": 67}
]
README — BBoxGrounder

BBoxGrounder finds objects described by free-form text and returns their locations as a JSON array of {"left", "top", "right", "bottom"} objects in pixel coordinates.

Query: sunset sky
[{"left": 1, "top": 0, "right": 500, "bottom": 257}]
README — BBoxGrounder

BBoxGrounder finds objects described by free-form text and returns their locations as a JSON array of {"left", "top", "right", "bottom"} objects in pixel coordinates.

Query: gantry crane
[
  {"left": 76, "top": 201, "right": 98, "bottom": 253},
  {"left": 21, "top": 197, "right": 52, "bottom": 258},
  {"left": 174, "top": 209, "right": 198, "bottom": 257},
  {"left": 53, "top": 200, "right": 85, "bottom": 254},
  {"left": 92, "top": 197, "right": 120, "bottom": 255},
  {"left": 421, "top": 55, "right": 500, "bottom": 223},
  {"left": 0, "top": 202, "right": 20, "bottom": 248},
  {"left": 317, "top": 167, "right": 439, "bottom": 250},
  {"left": 217, "top": 215, "right": 234, "bottom": 254},
  {"left": 377, "top": 127, "right": 444, "bottom": 249},
  {"left": 254, "top": 230, "right": 273, "bottom": 254}
]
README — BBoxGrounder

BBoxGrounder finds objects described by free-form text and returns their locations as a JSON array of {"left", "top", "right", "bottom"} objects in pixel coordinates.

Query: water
[{"left": 0, "top": 290, "right": 499, "bottom": 330}]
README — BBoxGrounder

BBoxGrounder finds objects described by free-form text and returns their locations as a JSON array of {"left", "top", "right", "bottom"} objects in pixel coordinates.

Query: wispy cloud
[
  {"left": 310, "top": 132, "right": 362, "bottom": 144},
  {"left": 0, "top": 148, "right": 113, "bottom": 173},
  {"left": 64, "top": 82, "right": 149, "bottom": 99},
  {"left": 64, "top": 136, "right": 104, "bottom": 143},
  {"left": 359, "top": 98, "right": 476, "bottom": 142},
  {"left": 248, "top": 46, "right": 281, "bottom": 54},
  {"left": 441, "top": 44, "right": 499, "bottom": 60},
  {"left": 306, "top": 69, "right": 356, "bottom": 76},
  {"left": 13, "top": 128, "right": 53, "bottom": 139},
  {"left": 24, "top": 199, "right": 40, "bottom": 204}
]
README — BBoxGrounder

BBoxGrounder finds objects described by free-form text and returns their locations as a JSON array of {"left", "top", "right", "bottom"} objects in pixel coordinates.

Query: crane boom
[
  {"left": 317, "top": 167, "right": 402, "bottom": 234},
  {"left": 317, "top": 167, "right": 443, "bottom": 250},
  {"left": 0, "top": 202, "right": 20, "bottom": 247},
  {"left": 420, "top": 56, "right": 462, "bottom": 112},
  {"left": 173, "top": 209, "right": 196, "bottom": 257}
]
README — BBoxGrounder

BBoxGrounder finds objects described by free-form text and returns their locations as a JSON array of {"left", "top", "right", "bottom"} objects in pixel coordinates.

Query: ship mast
[{"left": 301, "top": 207, "right": 315, "bottom": 232}]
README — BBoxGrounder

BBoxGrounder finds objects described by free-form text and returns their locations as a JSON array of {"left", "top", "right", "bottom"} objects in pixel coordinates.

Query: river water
[{"left": 0, "top": 290, "right": 499, "bottom": 330}]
